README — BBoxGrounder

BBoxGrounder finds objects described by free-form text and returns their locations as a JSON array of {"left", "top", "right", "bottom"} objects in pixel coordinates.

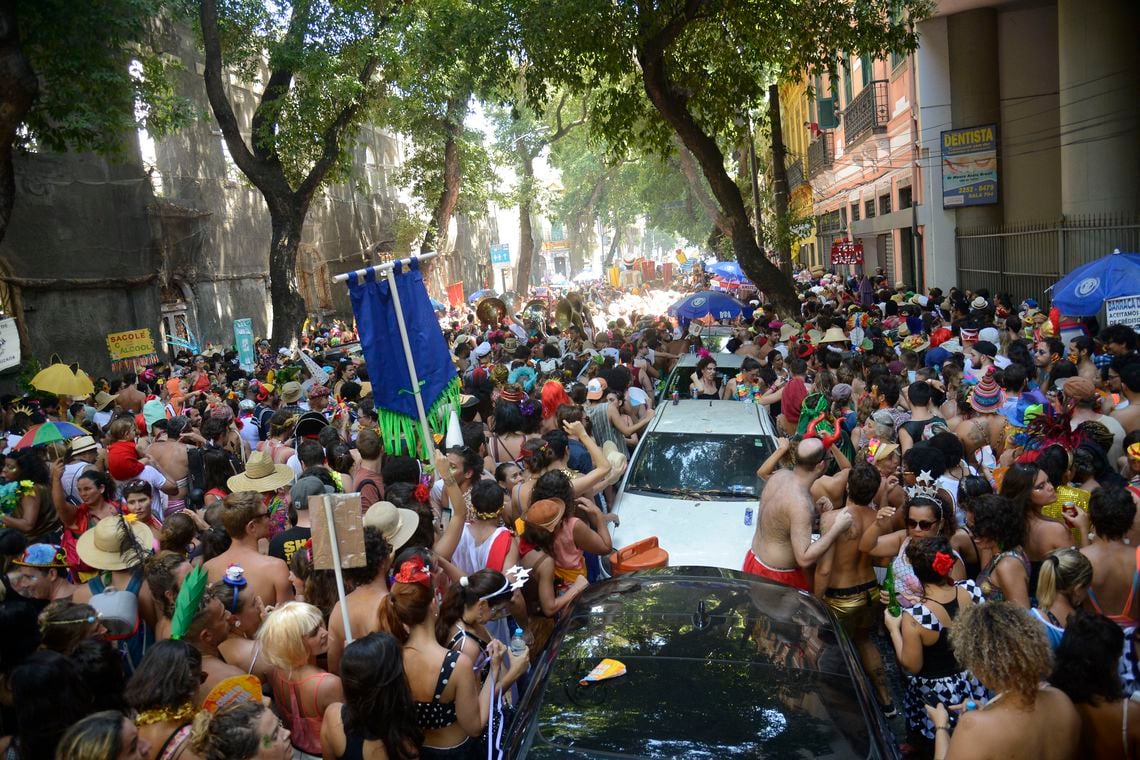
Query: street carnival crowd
[{"left": 3, "top": 261, "right": 1140, "bottom": 760}]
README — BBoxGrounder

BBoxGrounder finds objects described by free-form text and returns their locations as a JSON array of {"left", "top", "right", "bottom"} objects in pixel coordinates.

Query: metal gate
[{"left": 955, "top": 214, "right": 1140, "bottom": 305}]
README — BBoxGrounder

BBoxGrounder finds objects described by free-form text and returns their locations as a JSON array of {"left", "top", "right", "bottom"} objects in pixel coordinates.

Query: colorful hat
[
  {"left": 525, "top": 498, "right": 566, "bottom": 532},
  {"left": 900, "top": 335, "right": 930, "bottom": 353},
  {"left": 12, "top": 543, "right": 67, "bottom": 568},
  {"left": 969, "top": 369, "right": 1005, "bottom": 414}
]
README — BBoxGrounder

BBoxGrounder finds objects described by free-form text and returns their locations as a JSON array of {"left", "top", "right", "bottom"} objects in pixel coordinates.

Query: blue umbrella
[
  {"left": 707, "top": 260, "right": 745, "bottom": 280},
  {"left": 667, "top": 290, "right": 747, "bottom": 320},
  {"left": 1050, "top": 250, "right": 1140, "bottom": 315},
  {"left": 467, "top": 288, "right": 498, "bottom": 303},
  {"left": 429, "top": 297, "right": 446, "bottom": 311}
]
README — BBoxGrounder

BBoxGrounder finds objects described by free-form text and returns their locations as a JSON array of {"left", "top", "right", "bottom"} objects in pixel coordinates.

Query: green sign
[{"left": 233, "top": 318, "right": 255, "bottom": 372}]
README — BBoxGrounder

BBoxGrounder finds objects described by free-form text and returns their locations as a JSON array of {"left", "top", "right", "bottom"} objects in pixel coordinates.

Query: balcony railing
[
  {"left": 807, "top": 131, "right": 834, "bottom": 178},
  {"left": 844, "top": 79, "right": 889, "bottom": 147},
  {"left": 786, "top": 158, "right": 805, "bottom": 190}
]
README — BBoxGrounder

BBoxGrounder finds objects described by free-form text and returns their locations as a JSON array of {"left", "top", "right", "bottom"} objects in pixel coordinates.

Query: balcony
[
  {"left": 843, "top": 79, "right": 889, "bottom": 147},
  {"left": 807, "top": 131, "right": 834, "bottom": 178},
  {"left": 786, "top": 158, "right": 805, "bottom": 190}
]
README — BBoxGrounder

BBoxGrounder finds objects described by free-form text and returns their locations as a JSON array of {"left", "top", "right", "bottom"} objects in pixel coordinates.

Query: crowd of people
[{"left": 0, "top": 262, "right": 1139, "bottom": 759}]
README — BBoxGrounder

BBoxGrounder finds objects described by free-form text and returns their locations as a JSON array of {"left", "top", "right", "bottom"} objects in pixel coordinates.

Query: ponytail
[
  {"left": 376, "top": 582, "right": 433, "bottom": 645},
  {"left": 434, "top": 570, "right": 507, "bottom": 644},
  {"left": 377, "top": 594, "right": 409, "bottom": 645},
  {"left": 1036, "top": 548, "right": 1093, "bottom": 610}
]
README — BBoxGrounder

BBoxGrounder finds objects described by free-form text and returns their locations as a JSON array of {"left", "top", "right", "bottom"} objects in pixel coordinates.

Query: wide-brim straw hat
[
  {"left": 227, "top": 450, "right": 295, "bottom": 493},
  {"left": 76, "top": 515, "right": 154, "bottom": 571},
  {"left": 819, "top": 326, "right": 848, "bottom": 345},
  {"left": 363, "top": 501, "right": 420, "bottom": 553}
]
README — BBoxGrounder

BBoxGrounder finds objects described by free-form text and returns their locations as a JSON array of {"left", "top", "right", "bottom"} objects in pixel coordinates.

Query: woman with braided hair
[{"left": 188, "top": 701, "right": 292, "bottom": 760}]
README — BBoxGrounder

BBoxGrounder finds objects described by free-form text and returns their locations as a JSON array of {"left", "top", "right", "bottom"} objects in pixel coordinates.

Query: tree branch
[
  {"left": 250, "top": 0, "right": 313, "bottom": 169},
  {"left": 672, "top": 137, "right": 729, "bottom": 234}
]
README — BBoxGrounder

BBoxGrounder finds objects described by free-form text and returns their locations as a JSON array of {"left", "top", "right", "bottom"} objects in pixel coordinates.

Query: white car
[{"left": 608, "top": 399, "right": 778, "bottom": 569}]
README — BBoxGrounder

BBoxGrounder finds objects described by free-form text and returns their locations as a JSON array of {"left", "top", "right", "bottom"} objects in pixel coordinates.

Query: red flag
[{"left": 446, "top": 282, "right": 465, "bottom": 307}]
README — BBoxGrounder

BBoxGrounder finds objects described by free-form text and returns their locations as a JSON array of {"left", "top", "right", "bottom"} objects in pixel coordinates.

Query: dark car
[{"left": 505, "top": 568, "right": 898, "bottom": 759}]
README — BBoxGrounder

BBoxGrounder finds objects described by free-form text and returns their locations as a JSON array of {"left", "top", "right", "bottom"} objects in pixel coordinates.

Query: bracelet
[{"left": 934, "top": 725, "right": 951, "bottom": 732}]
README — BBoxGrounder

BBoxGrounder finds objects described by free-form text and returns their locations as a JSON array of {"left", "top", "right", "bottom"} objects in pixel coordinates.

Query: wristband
[{"left": 934, "top": 725, "right": 951, "bottom": 732}]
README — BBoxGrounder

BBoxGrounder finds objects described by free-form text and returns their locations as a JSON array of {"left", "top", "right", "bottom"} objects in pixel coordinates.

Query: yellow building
[{"left": 777, "top": 80, "right": 819, "bottom": 269}]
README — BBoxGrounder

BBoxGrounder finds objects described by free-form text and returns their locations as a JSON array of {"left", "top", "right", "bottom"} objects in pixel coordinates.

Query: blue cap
[{"left": 924, "top": 346, "right": 951, "bottom": 369}]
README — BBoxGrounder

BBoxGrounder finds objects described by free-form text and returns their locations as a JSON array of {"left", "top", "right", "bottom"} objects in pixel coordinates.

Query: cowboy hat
[
  {"left": 75, "top": 516, "right": 154, "bottom": 571},
  {"left": 280, "top": 381, "right": 303, "bottom": 403},
  {"left": 806, "top": 328, "right": 824, "bottom": 346},
  {"left": 363, "top": 501, "right": 419, "bottom": 553},
  {"left": 227, "top": 450, "right": 295, "bottom": 493},
  {"left": 93, "top": 391, "right": 118, "bottom": 411}
]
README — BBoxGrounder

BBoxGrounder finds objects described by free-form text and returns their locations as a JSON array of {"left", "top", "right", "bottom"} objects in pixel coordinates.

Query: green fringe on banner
[{"left": 378, "top": 377, "right": 461, "bottom": 461}]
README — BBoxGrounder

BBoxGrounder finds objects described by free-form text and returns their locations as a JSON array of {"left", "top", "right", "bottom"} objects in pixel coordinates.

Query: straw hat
[
  {"left": 93, "top": 391, "right": 118, "bottom": 411},
  {"left": 806, "top": 328, "right": 824, "bottom": 346},
  {"left": 280, "top": 382, "right": 303, "bottom": 403},
  {"left": 819, "top": 326, "right": 848, "bottom": 345},
  {"left": 69, "top": 435, "right": 98, "bottom": 456},
  {"left": 363, "top": 501, "right": 419, "bottom": 553},
  {"left": 778, "top": 323, "right": 799, "bottom": 342},
  {"left": 601, "top": 440, "right": 628, "bottom": 471},
  {"left": 76, "top": 516, "right": 154, "bottom": 571},
  {"left": 227, "top": 450, "right": 295, "bottom": 493}
]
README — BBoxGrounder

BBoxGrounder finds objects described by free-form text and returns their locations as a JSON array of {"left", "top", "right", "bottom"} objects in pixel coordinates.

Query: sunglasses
[{"left": 907, "top": 518, "right": 938, "bottom": 530}]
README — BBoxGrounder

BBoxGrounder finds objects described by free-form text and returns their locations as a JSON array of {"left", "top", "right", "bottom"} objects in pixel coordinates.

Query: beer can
[
  {"left": 690, "top": 386, "right": 698, "bottom": 399},
  {"left": 672, "top": 391, "right": 679, "bottom": 405},
  {"left": 744, "top": 507, "right": 754, "bottom": 526}
]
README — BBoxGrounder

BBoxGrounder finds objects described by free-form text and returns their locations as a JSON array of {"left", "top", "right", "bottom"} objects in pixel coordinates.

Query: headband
[{"left": 460, "top": 565, "right": 532, "bottom": 601}]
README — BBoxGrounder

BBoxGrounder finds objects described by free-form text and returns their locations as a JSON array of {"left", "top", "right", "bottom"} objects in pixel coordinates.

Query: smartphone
[{"left": 918, "top": 686, "right": 942, "bottom": 708}]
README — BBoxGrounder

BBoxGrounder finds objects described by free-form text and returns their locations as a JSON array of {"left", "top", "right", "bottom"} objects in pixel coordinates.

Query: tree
[
  {"left": 510, "top": 0, "right": 925, "bottom": 316},
  {"left": 0, "top": 0, "right": 192, "bottom": 347},
  {"left": 199, "top": 0, "right": 391, "bottom": 345},
  {"left": 489, "top": 87, "right": 587, "bottom": 293}
]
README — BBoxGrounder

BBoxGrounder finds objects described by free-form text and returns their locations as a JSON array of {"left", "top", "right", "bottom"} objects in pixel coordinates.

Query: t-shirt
[
  {"left": 781, "top": 376, "right": 808, "bottom": 425},
  {"left": 131, "top": 464, "right": 171, "bottom": 521},
  {"left": 351, "top": 466, "right": 384, "bottom": 509},
  {"left": 269, "top": 526, "right": 311, "bottom": 565},
  {"left": 63, "top": 460, "right": 95, "bottom": 503}
]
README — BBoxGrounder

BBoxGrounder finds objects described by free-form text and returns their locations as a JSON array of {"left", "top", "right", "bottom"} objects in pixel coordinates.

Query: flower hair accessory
[
  {"left": 865, "top": 438, "right": 883, "bottom": 464},
  {"left": 394, "top": 556, "right": 432, "bottom": 587},
  {"left": 413, "top": 483, "right": 430, "bottom": 505},
  {"left": 932, "top": 551, "right": 955, "bottom": 576}
]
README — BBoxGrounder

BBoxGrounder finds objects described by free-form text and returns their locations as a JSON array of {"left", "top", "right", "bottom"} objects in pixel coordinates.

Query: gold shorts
[{"left": 824, "top": 581, "right": 880, "bottom": 635}]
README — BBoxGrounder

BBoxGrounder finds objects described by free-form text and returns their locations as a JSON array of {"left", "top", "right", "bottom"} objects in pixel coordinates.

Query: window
[
  {"left": 879, "top": 193, "right": 892, "bottom": 215},
  {"left": 850, "top": 203, "right": 860, "bottom": 222},
  {"left": 860, "top": 54, "right": 872, "bottom": 86},
  {"left": 865, "top": 199, "right": 876, "bottom": 219},
  {"left": 841, "top": 57, "right": 853, "bottom": 108},
  {"left": 550, "top": 221, "right": 565, "bottom": 241},
  {"left": 898, "top": 186, "right": 913, "bottom": 210},
  {"left": 892, "top": 50, "right": 907, "bottom": 71},
  {"left": 839, "top": 206, "right": 848, "bottom": 227}
]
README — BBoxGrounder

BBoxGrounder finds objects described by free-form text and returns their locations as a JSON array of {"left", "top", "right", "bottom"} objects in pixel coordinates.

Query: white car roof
[
  {"left": 649, "top": 399, "right": 773, "bottom": 436},
  {"left": 671, "top": 353, "right": 746, "bottom": 369}
]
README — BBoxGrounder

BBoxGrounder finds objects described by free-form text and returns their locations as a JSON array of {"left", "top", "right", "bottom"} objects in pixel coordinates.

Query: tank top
[
  {"left": 271, "top": 671, "right": 333, "bottom": 755},
  {"left": 415, "top": 649, "right": 460, "bottom": 730},
  {"left": 1087, "top": 546, "right": 1140, "bottom": 627},
  {"left": 905, "top": 581, "right": 984, "bottom": 680},
  {"left": 977, "top": 548, "right": 1031, "bottom": 602},
  {"left": 552, "top": 516, "right": 585, "bottom": 583},
  {"left": 585, "top": 402, "right": 626, "bottom": 452},
  {"left": 336, "top": 705, "right": 366, "bottom": 760}
]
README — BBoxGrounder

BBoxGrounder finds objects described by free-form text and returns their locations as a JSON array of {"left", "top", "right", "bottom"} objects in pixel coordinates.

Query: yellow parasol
[{"left": 31, "top": 355, "right": 95, "bottom": 398}]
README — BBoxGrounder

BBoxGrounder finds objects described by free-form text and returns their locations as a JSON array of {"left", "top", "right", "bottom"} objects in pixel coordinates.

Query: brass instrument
[
  {"left": 553, "top": 298, "right": 574, "bottom": 332},
  {"left": 476, "top": 297, "right": 507, "bottom": 326},
  {"left": 521, "top": 298, "right": 548, "bottom": 337}
]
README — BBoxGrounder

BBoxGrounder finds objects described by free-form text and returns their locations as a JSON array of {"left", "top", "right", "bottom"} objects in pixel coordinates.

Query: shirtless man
[
  {"left": 815, "top": 464, "right": 893, "bottom": 710},
  {"left": 116, "top": 372, "right": 146, "bottom": 415},
  {"left": 744, "top": 438, "right": 853, "bottom": 591},
  {"left": 144, "top": 417, "right": 192, "bottom": 512},
  {"left": 203, "top": 491, "right": 293, "bottom": 607},
  {"left": 326, "top": 526, "right": 392, "bottom": 675}
]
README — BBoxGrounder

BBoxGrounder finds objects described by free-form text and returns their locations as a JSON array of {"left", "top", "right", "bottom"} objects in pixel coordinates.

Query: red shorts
[{"left": 742, "top": 549, "right": 811, "bottom": 592}]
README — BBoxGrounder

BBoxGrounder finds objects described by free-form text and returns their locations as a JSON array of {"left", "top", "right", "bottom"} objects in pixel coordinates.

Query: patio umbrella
[
  {"left": 30, "top": 356, "right": 95, "bottom": 398},
  {"left": 429, "top": 297, "right": 447, "bottom": 312},
  {"left": 707, "top": 260, "right": 745, "bottom": 280},
  {"left": 1050, "top": 249, "right": 1140, "bottom": 315},
  {"left": 468, "top": 288, "right": 498, "bottom": 303},
  {"left": 14, "top": 421, "right": 88, "bottom": 450},
  {"left": 667, "top": 290, "right": 747, "bottom": 321}
]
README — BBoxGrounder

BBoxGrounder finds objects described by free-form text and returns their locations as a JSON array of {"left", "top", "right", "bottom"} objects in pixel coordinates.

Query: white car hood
[{"left": 609, "top": 490, "right": 756, "bottom": 570}]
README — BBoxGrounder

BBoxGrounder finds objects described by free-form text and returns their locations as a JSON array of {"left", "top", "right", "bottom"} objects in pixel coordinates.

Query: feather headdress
[{"left": 169, "top": 566, "right": 209, "bottom": 641}]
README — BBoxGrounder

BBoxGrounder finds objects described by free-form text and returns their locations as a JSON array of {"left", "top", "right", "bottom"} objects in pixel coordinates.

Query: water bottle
[{"left": 510, "top": 627, "right": 526, "bottom": 657}]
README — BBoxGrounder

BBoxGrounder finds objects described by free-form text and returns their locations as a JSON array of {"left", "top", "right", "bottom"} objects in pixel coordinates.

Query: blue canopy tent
[{"left": 667, "top": 290, "right": 748, "bottom": 321}]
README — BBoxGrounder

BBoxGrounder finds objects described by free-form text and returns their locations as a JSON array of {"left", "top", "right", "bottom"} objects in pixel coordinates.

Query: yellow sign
[
  {"left": 676, "top": 250, "right": 687, "bottom": 265},
  {"left": 608, "top": 267, "right": 621, "bottom": 288},
  {"left": 106, "top": 329, "right": 157, "bottom": 360}
]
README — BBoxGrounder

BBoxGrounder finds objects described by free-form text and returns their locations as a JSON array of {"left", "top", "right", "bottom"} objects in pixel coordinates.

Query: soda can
[
  {"left": 672, "top": 390, "right": 679, "bottom": 405},
  {"left": 690, "top": 386, "right": 698, "bottom": 399},
  {"left": 744, "top": 507, "right": 754, "bottom": 526}
]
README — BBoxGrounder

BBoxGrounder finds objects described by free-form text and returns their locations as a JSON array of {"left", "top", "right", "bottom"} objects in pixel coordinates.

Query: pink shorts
[{"left": 742, "top": 549, "right": 811, "bottom": 592}]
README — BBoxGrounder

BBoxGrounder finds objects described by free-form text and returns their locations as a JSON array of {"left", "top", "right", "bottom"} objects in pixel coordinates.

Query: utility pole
[{"left": 768, "top": 83, "right": 792, "bottom": 278}]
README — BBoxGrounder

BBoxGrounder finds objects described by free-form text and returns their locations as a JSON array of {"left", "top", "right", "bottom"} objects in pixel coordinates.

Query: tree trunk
[
  {"left": 638, "top": 45, "right": 800, "bottom": 318},
  {"left": 514, "top": 151, "right": 537, "bottom": 293},
  {"left": 421, "top": 95, "right": 466, "bottom": 293},
  {"left": 604, "top": 220, "right": 621, "bottom": 268},
  {"left": 268, "top": 207, "right": 308, "bottom": 348},
  {"left": 768, "top": 84, "right": 792, "bottom": 278}
]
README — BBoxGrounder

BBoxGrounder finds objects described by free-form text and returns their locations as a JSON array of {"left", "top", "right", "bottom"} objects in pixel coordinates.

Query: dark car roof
[{"left": 509, "top": 568, "right": 895, "bottom": 759}]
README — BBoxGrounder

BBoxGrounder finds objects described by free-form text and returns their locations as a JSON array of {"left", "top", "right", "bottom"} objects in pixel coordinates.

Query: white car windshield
[{"left": 625, "top": 432, "right": 775, "bottom": 499}]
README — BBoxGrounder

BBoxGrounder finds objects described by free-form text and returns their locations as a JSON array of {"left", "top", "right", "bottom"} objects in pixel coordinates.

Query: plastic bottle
[
  {"left": 510, "top": 627, "right": 526, "bottom": 657},
  {"left": 883, "top": 564, "right": 901, "bottom": 616}
]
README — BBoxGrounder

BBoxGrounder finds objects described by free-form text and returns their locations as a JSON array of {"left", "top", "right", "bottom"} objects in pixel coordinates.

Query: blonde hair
[
  {"left": 1036, "top": 548, "right": 1093, "bottom": 609},
  {"left": 107, "top": 416, "right": 137, "bottom": 442},
  {"left": 220, "top": 491, "right": 262, "bottom": 538},
  {"left": 55, "top": 710, "right": 125, "bottom": 760},
  {"left": 949, "top": 601, "right": 1052, "bottom": 700},
  {"left": 256, "top": 601, "right": 323, "bottom": 672}
]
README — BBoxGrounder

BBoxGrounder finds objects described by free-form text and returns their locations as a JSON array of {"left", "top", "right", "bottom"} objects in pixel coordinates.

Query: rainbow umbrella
[{"left": 14, "top": 421, "right": 88, "bottom": 450}]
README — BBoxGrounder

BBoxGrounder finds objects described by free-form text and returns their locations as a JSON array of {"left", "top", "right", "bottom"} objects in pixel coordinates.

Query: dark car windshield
[
  {"left": 520, "top": 577, "right": 874, "bottom": 758},
  {"left": 625, "top": 432, "right": 773, "bottom": 499},
  {"left": 660, "top": 363, "right": 737, "bottom": 399}
]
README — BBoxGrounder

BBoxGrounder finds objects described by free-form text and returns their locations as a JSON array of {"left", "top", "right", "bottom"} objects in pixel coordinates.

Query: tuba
[
  {"left": 476, "top": 297, "right": 507, "bottom": 327},
  {"left": 521, "top": 299, "right": 548, "bottom": 337},
  {"left": 553, "top": 298, "right": 574, "bottom": 332}
]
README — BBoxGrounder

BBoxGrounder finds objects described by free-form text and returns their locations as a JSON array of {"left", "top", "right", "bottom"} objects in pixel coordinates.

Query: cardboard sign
[
  {"left": 106, "top": 328, "right": 158, "bottom": 373},
  {"left": 0, "top": 319, "right": 20, "bottom": 372},
  {"left": 308, "top": 493, "right": 367, "bottom": 570}
]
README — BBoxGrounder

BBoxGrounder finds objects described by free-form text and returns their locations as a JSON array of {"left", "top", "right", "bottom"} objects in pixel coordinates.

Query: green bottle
[{"left": 884, "top": 564, "right": 901, "bottom": 616}]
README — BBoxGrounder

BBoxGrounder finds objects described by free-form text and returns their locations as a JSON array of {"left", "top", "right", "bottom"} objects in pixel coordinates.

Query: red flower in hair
[
  {"left": 394, "top": 556, "right": 432, "bottom": 587},
  {"left": 413, "top": 483, "right": 430, "bottom": 504},
  {"left": 932, "top": 551, "right": 955, "bottom": 576}
]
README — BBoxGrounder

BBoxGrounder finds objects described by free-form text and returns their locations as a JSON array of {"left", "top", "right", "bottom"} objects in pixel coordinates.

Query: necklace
[{"left": 135, "top": 702, "right": 195, "bottom": 727}]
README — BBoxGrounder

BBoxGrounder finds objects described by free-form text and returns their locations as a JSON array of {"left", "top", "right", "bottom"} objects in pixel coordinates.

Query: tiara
[{"left": 905, "top": 470, "right": 940, "bottom": 501}]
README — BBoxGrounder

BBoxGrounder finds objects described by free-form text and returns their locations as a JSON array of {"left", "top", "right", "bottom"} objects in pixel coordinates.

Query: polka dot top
[{"left": 415, "top": 648, "right": 460, "bottom": 729}]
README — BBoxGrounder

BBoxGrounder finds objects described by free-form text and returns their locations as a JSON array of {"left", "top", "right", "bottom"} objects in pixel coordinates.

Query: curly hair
[
  {"left": 343, "top": 527, "right": 391, "bottom": 588},
  {"left": 905, "top": 536, "right": 956, "bottom": 585},
  {"left": 1089, "top": 486, "right": 1136, "bottom": 541},
  {"left": 1050, "top": 612, "right": 1125, "bottom": 705},
  {"left": 971, "top": 494, "right": 1026, "bottom": 551},
  {"left": 950, "top": 601, "right": 1052, "bottom": 700}
]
